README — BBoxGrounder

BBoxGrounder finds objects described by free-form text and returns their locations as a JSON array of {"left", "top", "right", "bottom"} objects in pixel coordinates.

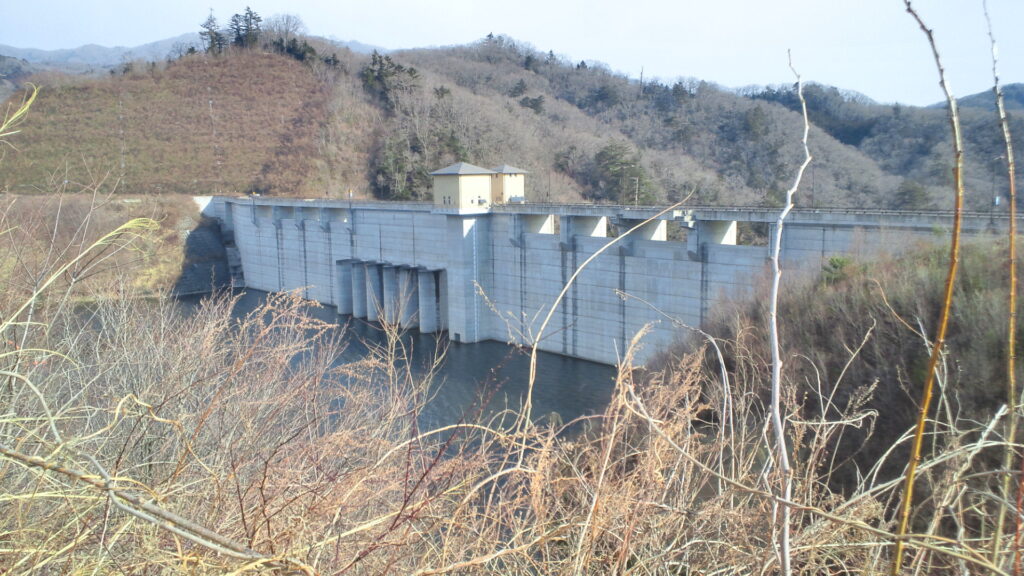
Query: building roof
[
  {"left": 430, "top": 162, "right": 496, "bottom": 176},
  {"left": 492, "top": 164, "right": 529, "bottom": 174}
]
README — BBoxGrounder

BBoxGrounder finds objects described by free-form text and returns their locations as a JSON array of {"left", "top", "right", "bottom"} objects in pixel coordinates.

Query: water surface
[{"left": 193, "top": 290, "right": 618, "bottom": 430}]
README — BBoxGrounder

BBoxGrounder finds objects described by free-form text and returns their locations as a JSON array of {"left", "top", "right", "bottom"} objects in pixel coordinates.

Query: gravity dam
[{"left": 198, "top": 195, "right": 1008, "bottom": 366}]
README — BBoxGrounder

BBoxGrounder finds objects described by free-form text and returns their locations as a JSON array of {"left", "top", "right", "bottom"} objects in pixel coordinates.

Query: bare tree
[{"left": 264, "top": 13, "right": 307, "bottom": 43}]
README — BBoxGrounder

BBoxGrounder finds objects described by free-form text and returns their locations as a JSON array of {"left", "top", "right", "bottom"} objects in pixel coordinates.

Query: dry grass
[
  {"left": 1, "top": 15, "right": 1021, "bottom": 572},
  {"left": 0, "top": 192, "right": 203, "bottom": 306},
  {"left": 2, "top": 52, "right": 329, "bottom": 197},
  {"left": 0, "top": 215, "right": 1016, "bottom": 574}
]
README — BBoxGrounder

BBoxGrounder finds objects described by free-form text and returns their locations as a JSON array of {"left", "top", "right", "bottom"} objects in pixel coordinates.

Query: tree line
[{"left": 196, "top": 8, "right": 340, "bottom": 69}]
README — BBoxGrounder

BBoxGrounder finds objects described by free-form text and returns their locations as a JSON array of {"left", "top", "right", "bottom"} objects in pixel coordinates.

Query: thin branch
[
  {"left": 892, "top": 2, "right": 966, "bottom": 573},
  {"left": 0, "top": 443, "right": 315, "bottom": 574},
  {"left": 520, "top": 196, "right": 691, "bottom": 434},
  {"left": 981, "top": 0, "right": 1019, "bottom": 568},
  {"left": 767, "top": 51, "right": 813, "bottom": 576}
]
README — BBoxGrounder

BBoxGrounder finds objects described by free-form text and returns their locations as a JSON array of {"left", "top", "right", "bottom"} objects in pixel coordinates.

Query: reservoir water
[{"left": 202, "top": 289, "right": 618, "bottom": 430}]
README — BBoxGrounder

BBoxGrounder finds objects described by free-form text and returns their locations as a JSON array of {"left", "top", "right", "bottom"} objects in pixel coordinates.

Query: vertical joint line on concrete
[
  {"left": 275, "top": 221, "right": 284, "bottom": 292},
  {"left": 561, "top": 241, "right": 569, "bottom": 355},
  {"left": 571, "top": 239, "right": 578, "bottom": 357},
  {"left": 434, "top": 270, "right": 442, "bottom": 331},
  {"left": 520, "top": 224, "right": 526, "bottom": 341},
  {"left": 327, "top": 224, "right": 334, "bottom": 306},
  {"left": 618, "top": 246, "right": 626, "bottom": 359},
  {"left": 820, "top": 226, "right": 827, "bottom": 271},
  {"left": 472, "top": 220, "right": 480, "bottom": 341},
  {"left": 301, "top": 221, "right": 309, "bottom": 300},
  {"left": 699, "top": 242, "right": 709, "bottom": 328},
  {"left": 349, "top": 209, "right": 357, "bottom": 255}
]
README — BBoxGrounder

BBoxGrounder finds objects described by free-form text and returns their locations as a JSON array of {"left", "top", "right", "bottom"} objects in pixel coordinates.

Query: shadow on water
[
  {"left": 172, "top": 217, "right": 231, "bottom": 296},
  {"left": 182, "top": 289, "right": 617, "bottom": 431}
]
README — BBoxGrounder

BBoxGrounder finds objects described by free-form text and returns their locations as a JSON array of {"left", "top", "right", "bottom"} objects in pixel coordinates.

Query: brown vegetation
[
  {"left": 2, "top": 9, "right": 1023, "bottom": 574},
  {"left": 2, "top": 51, "right": 330, "bottom": 196},
  {"left": 0, "top": 192, "right": 204, "bottom": 301},
  {"left": 3, "top": 231, "right": 1020, "bottom": 574},
  {"left": 701, "top": 238, "right": 1022, "bottom": 494},
  {"left": 4, "top": 32, "right": 1021, "bottom": 207}
]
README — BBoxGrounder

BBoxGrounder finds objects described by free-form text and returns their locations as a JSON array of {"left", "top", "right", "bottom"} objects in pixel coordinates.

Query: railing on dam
[
  {"left": 492, "top": 202, "right": 1019, "bottom": 229},
  {"left": 222, "top": 195, "right": 1019, "bottom": 227}
]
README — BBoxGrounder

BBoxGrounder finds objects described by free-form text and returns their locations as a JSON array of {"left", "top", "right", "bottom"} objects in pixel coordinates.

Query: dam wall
[{"left": 201, "top": 196, "right": 1008, "bottom": 365}]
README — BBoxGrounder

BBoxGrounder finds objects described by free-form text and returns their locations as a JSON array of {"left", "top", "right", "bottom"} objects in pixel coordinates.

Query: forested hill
[{"left": 2, "top": 31, "right": 1020, "bottom": 210}]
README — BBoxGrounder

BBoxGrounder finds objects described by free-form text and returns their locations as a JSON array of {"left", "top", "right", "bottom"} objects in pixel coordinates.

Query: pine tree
[{"left": 200, "top": 12, "right": 225, "bottom": 55}]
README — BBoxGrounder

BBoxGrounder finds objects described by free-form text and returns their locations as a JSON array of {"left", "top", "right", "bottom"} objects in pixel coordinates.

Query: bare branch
[
  {"left": 766, "top": 51, "right": 813, "bottom": 576},
  {"left": 892, "top": 2, "right": 966, "bottom": 573}
]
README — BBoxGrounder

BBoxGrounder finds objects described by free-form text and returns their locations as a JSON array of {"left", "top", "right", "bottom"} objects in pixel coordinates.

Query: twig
[
  {"left": 0, "top": 443, "right": 316, "bottom": 574},
  {"left": 618, "top": 369, "right": 1009, "bottom": 575},
  {"left": 408, "top": 525, "right": 567, "bottom": 575},
  {"left": 892, "top": 3, "right": 966, "bottom": 573},
  {"left": 0, "top": 84, "right": 38, "bottom": 146}
]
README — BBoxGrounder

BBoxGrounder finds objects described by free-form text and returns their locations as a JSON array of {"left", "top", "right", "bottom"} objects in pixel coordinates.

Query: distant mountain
[
  {"left": 330, "top": 39, "right": 386, "bottom": 55},
  {"left": 0, "top": 34, "right": 383, "bottom": 70},
  {"left": 931, "top": 83, "right": 1024, "bottom": 111},
  {"left": 0, "top": 34, "right": 203, "bottom": 68}
]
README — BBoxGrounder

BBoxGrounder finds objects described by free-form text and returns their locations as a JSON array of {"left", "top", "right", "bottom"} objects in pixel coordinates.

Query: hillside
[
  {"left": 932, "top": 82, "right": 1024, "bottom": 111},
  {"left": 388, "top": 38, "right": 1022, "bottom": 209},
  {"left": 0, "top": 34, "right": 380, "bottom": 69},
  {"left": 750, "top": 82, "right": 1024, "bottom": 208},
  {"left": 0, "top": 55, "right": 38, "bottom": 104},
  {"left": 2, "top": 33, "right": 1021, "bottom": 208},
  {"left": 1, "top": 51, "right": 340, "bottom": 196}
]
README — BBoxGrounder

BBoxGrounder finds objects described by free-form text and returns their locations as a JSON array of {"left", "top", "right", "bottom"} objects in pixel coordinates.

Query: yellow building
[
  {"left": 430, "top": 162, "right": 496, "bottom": 210},
  {"left": 491, "top": 165, "right": 528, "bottom": 203},
  {"left": 431, "top": 162, "right": 529, "bottom": 210}
]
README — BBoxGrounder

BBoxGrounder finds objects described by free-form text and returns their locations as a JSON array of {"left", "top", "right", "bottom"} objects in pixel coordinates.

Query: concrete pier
[
  {"left": 336, "top": 259, "right": 353, "bottom": 315},
  {"left": 398, "top": 267, "right": 419, "bottom": 328},
  {"left": 351, "top": 263, "right": 367, "bottom": 319},
  {"left": 418, "top": 269, "right": 439, "bottom": 333},
  {"left": 365, "top": 263, "right": 383, "bottom": 322}
]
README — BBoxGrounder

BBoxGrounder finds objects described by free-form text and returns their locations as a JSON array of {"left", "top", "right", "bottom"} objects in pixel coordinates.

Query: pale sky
[{"left": 2, "top": 0, "right": 1022, "bottom": 106}]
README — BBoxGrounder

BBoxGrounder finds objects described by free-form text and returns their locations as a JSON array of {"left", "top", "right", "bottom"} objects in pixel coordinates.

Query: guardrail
[
  {"left": 495, "top": 202, "right": 1021, "bottom": 220},
  {"left": 220, "top": 195, "right": 1021, "bottom": 223}
]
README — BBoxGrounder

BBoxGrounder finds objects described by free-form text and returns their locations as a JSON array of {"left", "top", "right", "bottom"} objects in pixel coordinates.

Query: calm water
[{"left": 189, "top": 290, "right": 617, "bottom": 430}]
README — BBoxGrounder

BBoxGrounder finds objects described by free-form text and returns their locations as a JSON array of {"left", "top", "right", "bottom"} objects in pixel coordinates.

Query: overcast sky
[{"left": 2, "top": 0, "right": 1022, "bottom": 106}]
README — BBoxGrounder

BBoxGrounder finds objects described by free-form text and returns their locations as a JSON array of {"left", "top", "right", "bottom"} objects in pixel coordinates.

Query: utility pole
[{"left": 632, "top": 177, "right": 639, "bottom": 206}]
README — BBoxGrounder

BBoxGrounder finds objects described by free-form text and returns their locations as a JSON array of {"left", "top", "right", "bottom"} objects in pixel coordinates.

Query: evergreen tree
[
  {"left": 228, "top": 14, "right": 245, "bottom": 47},
  {"left": 200, "top": 12, "right": 225, "bottom": 54},
  {"left": 509, "top": 79, "right": 527, "bottom": 98},
  {"left": 593, "top": 142, "right": 655, "bottom": 204},
  {"left": 228, "top": 7, "right": 261, "bottom": 48},
  {"left": 892, "top": 179, "right": 934, "bottom": 210},
  {"left": 519, "top": 95, "right": 545, "bottom": 114},
  {"left": 242, "top": 7, "right": 262, "bottom": 47},
  {"left": 360, "top": 51, "right": 420, "bottom": 112}
]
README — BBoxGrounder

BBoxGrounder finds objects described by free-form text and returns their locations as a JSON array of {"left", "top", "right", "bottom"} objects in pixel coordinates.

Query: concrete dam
[{"left": 199, "top": 191, "right": 1008, "bottom": 366}]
